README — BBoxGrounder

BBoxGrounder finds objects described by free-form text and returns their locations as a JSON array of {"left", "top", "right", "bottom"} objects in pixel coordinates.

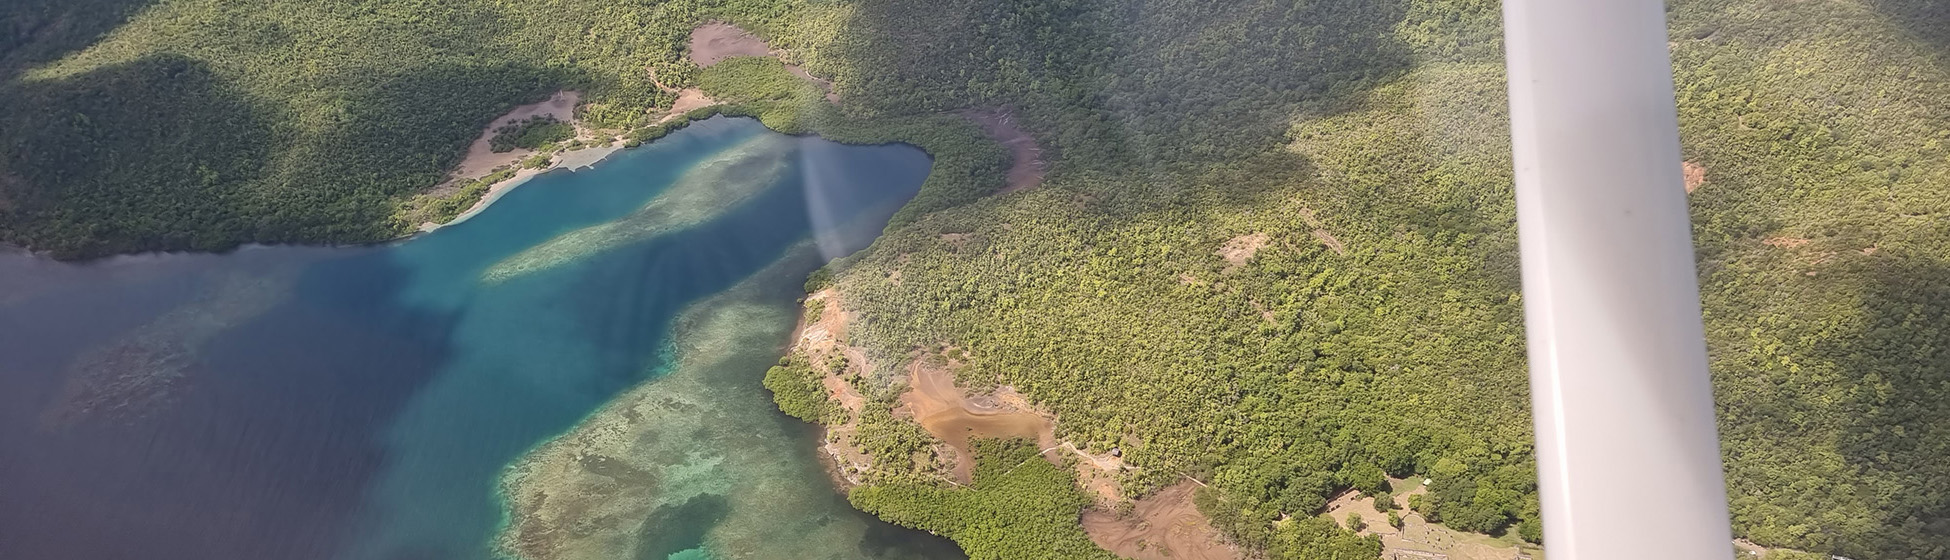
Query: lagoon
[{"left": 0, "top": 117, "right": 964, "bottom": 560}]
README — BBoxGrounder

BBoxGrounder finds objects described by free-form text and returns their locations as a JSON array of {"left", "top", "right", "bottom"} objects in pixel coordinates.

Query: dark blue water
[{"left": 0, "top": 117, "right": 964, "bottom": 560}]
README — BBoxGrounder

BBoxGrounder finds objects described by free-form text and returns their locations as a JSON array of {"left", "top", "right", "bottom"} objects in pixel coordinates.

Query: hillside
[
  {"left": 776, "top": 0, "right": 1950, "bottom": 557},
  {"left": 4, "top": 0, "right": 1948, "bottom": 558}
]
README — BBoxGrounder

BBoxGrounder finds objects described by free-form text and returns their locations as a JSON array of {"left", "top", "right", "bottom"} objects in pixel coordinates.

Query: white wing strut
[{"left": 1502, "top": 0, "right": 1735, "bottom": 558}]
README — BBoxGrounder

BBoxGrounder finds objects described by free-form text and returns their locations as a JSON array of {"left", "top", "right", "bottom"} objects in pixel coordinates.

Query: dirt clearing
[
  {"left": 687, "top": 23, "right": 839, "bottom": 103},
  {"left": 964, "top": 109, "right": 1047, "bottom": 193},
  {"left": 901, "top": 360, "right": 1052, "bottom": 484},
  {"left": 1217, "top": 233, "right": 1270, "bottom": 271},
  {"left": 689, "top": 23, "right": 772, "bottom": 66},
  {"left": 661, "top": 88, "right": 718, "bottom": 123},
  {"left": 1321, "top": 478, "right": 1540, "bottom": 560},
  {"left": 1683, "top": 160, "right": 1706, "bottom": 193},
  {"left": 1082, "top": 481, "right": 1239, "bottom": 560},
  {"left": 449, "top": 91, "right": 580, "bottom": 182}
]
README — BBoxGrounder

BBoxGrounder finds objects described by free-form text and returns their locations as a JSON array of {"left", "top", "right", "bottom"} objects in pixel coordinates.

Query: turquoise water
[{"left": 0, "top": 117, "right": 965, "bottom": 560}]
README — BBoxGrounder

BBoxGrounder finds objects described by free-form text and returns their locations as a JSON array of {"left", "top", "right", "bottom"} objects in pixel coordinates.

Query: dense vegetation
[
  {"left": 0, "top": 0, "right": 148, "bottom": 80},
  {"left": 850, "top": 438, "right": 1117, "bottom": 560},
  {"left": 7, "top": 0, "right": 1950, "bottom": 558},
  {"left": 1670, "top": 1, "right": 1950, "bottom": 554},
  {"left": 488, "top": 115, "right": 573, "bottom": 153},
  {"left": 1200, "top": 487, "right": 1383, "bottom": 560},
  {"left": 779, "top": 0, "right": 1950, "bottom": 557},
  {"left": 763, "top": 355, "right": 842, "bottom": 424},
  {"left": 0, "top": 0, "right": 732, "bottom": 257}
]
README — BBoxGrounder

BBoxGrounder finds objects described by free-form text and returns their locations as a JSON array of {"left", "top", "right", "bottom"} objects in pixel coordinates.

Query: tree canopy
[{"left": 6, "top": 0, "right": 1950, "bottom": 558}]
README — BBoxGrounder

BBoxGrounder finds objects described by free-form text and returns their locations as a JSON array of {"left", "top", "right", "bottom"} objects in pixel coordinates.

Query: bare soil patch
[
  {"left": 800, "top": 287, "right": 1183, "bottom": 540},
  {"left": 1217, "top": 233, "right": 1270, "bottom": 271},
  {"left": 1323, "top": 478, "right": 1540, "bottom": 560},
  {"left": 1683, "top": 160, "right": 1706, "bottom": 194},
  {"left": 939, "top": 232, "right": 975, "bottom": 251},
  {"left": 792, "top": 289, "right": 876, "bottom": 486},
  {"left": 963, "top": 109, "right": 1047, "bottom": 194},
  {"left": 687, "top": 23, "right": 838, "bottom": 103},
  {"left": 902, "top": 360, "right": 1053, "bottom": 484},
  {"left": 449, "top": 91, "right": 581, "bottom": 183},
  {"left": 689, "top": 23, "right": 773, "bottom": 67},
  {"left": 1082, "top": 481, "right": 1240, "bottom": 560},
  {"left": 1312, "top": 229, "right": 1347, "bottom": 255},
  {"left": 661, "top": 88, "right": 718, "bottom": 123}
]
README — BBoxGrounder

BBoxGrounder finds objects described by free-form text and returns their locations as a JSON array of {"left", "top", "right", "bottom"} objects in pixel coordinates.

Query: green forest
[
  {"left": 5, "top": 0, "right": 1950, "bottom": 558},
  {"left": 850, "top": 438, "right": 1118, "bottom": 560}
]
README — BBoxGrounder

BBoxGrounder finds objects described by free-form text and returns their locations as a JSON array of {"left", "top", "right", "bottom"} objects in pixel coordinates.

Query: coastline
[
  {"left": 419, "top": 20, "right": 787, "bottom": 236},
  {"left": 418, "top": 143, "right": 624, "bottom": 233},
  {"left": 409, "top": 20, "right": 1044, "bottom": 560}
]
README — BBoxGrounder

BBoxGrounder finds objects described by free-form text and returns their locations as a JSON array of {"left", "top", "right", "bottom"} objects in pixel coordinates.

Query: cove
[{"left": 0, "top": 117, "right": 965, "bottom": 560}]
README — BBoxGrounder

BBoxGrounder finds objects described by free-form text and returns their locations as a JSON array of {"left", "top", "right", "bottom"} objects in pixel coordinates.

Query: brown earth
[
  {"left": 647, "top": 67, "right": 718, "bottom": 124},
  {"left": 662, "top": 88, "right": 718, "bottom": 123},
  {"left": 448, "top": 91, "right": 581, "bottom": 183},
  {"left": 1081, "top": 481, "right": 1241, "bottom": 560},
  {"left": 689, "top": 22, "right": 773, "bottom": 67},
  {"left": 1683, "top": 160, "right": 1706, "bottom": 193},
  {"left": 687, "top": 23, "right": 837, "bottom": 104},
  {"left": 1312, "top": 229, "right": 1347, "bottom": 255},
  {"left": 1322, "top": 478, "right": 1541, "bottom": 560},
  {"left": 800, "top": 285, "right": 1234, "bottom": 559},
  {"left": 964, "top": 109, "right": 1047, "bottom": 193},
  {"left": 939, "top": 232, "right": 975, "bottom": 251},
  {"left": 791, "top": 289, "right": 878, "bottom": 486},
  {"left": 901, "top": 359, "right": 1052, "bottom": 484},
  {"left": 429, "top": 22, "right": 849, "bottom": 231},
  {"left": 1290, "top": 207, "right": 1348, "bottom": 255},
  {"left": 1217, "top": 232, "right": 1270, "bottom": 271},
  {"left": 420, "top": 90, "right": 632, "bottom": 231}
]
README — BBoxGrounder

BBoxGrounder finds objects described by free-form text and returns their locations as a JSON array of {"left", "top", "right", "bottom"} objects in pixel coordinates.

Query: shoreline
[{"left": 417, "top": 143, "right": 625, "bottom": 233}]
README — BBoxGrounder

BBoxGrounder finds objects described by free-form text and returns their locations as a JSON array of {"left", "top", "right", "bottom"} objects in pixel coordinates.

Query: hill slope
[{"left": 4, "top": 0, "right": 1948, "bottom": 558}]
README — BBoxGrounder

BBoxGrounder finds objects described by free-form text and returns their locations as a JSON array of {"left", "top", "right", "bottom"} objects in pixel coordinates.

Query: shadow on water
[
  {"left": 0, "top": 111, "right": 952, "bottom": 560},
  {"left": 0, "top": 248, "right": 463, "bottom": 560}
]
